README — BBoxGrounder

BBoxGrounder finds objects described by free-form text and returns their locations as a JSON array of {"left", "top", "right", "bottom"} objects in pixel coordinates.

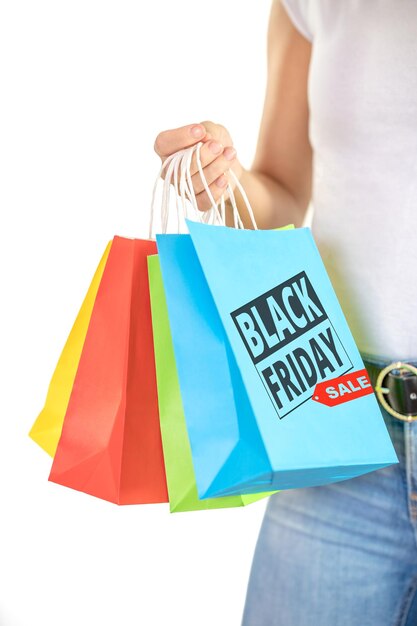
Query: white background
[{"left": 0, "top": 2, "right": 274, "bottom": 625}]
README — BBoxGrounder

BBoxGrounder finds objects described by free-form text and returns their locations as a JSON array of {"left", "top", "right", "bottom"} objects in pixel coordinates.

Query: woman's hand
[{"left": 154, "top": 121, "right": 243, "bottom": 211}]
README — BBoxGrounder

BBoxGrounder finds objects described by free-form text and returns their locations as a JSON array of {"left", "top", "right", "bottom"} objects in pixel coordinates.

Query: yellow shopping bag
[{"left": 29, "top": 241, "right": 112, "bottom": 456}]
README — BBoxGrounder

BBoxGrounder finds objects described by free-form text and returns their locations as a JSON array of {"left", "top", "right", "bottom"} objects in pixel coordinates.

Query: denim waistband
[
  {"left": 360, "top": 353, "right": 417, "bottom": 461},
  {"left": 360, "top": 353, "right": 417, "bottom": 388}
]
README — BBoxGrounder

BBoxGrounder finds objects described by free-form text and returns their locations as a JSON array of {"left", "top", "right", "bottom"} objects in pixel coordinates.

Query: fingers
[
  {"left": 194, "top": 173, "right": 238, "bottom": 212},
  {"left": 200, "top": 121, "right": 232, "bottom": 147},
  {"left": 182, "top": 143, "right": 241, "bottom": 212},
  {"left": 193, "top": 175, "right": 230, "bottom": 212},
  {"left": 187, "top": 139, "right": 224, "bottom": 178},
  {"left": 153, "top": 120, "right": 240, "bottom": 213},
  {"left": 190, "top": 145, "right": 237, "bottom": 195},
  {"left": 154, "top": 123, "right": 207, "bottom": 158}
]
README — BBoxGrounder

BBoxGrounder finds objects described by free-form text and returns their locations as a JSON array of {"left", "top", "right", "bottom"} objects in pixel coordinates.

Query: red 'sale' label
[{"left": 312, "top": 369, "right": 373, "bottom": 407}]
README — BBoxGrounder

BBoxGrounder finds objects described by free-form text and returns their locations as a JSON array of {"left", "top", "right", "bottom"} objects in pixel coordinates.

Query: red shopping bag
[{"left": 49, "top": 236, "right": 168, "bottom": 505}]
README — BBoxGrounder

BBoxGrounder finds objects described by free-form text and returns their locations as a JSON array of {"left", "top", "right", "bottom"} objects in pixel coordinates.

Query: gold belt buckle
[{"left": 375, "top": 361, "right": 417, "bottom": 422}]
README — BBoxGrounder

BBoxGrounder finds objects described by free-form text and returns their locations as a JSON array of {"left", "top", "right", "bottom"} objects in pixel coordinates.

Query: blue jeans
[{"left": 242, "top": 356, "right": 417, "bottom": 626}]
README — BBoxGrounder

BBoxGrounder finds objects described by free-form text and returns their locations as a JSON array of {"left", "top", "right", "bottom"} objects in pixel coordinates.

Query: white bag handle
[{"left": 149, "top": 142, "right": 257, "bottom": 238}]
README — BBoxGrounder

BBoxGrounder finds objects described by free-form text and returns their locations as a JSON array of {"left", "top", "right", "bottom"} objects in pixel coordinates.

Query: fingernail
[
  {"left": 191, "top": 125, "right": 204, "bottom": 138},
  {"left": 224, "top": 147, "right": 236, "bottom": 161},
  {"left": 209, "top": 141, "right": 223, "bottom": 155},
  {"left": 216, "top": 175, "right": 228, "bottom": 188}
]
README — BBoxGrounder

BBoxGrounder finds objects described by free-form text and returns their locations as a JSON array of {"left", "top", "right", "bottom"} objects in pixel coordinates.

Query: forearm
[{"left": 226, "top": 167, "right": 309, "bottom": 230}]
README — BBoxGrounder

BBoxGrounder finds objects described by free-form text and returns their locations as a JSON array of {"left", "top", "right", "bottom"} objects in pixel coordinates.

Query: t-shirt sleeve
[{"left": 281, "top": 0, "right": 313, "bottom": 42}]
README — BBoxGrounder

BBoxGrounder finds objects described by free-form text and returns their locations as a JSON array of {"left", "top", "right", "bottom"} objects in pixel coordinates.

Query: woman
[{"left": 154, "top": 1, "right": 417, "bottom": 624}]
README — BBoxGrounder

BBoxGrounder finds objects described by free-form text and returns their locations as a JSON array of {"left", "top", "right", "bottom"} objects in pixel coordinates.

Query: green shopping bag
[{"left": 147, "top": 254, "right": 276, "bottom": 512}]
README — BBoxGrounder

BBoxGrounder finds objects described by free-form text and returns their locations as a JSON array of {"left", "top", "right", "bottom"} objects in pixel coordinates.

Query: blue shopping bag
[{"left": 156, "top": 221, "right": 398, "bottom": 500}]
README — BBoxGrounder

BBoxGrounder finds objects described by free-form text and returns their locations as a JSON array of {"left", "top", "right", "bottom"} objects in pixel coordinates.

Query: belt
[{"left": 364, "top": 360, "right": 417, "bottom": 422}]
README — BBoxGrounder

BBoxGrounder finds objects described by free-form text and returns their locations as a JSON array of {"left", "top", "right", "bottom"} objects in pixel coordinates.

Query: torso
[{"left": 306, "top": 0, "right": 417, "bottom": 360}]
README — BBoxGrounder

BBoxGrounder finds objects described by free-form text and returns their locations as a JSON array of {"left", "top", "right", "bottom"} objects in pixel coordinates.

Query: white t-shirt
[{"left": 281, "top": 0, "right": 417, "bottom": 361}]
